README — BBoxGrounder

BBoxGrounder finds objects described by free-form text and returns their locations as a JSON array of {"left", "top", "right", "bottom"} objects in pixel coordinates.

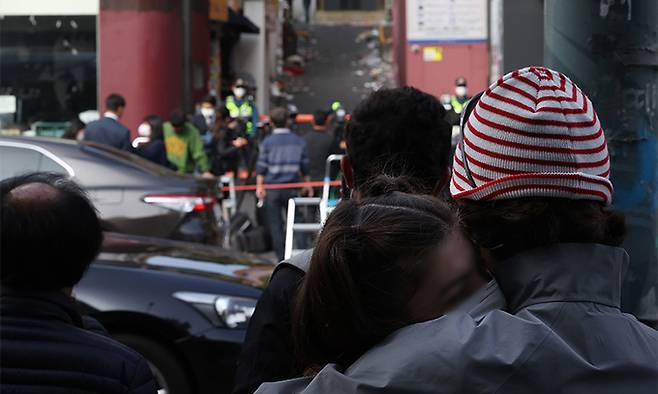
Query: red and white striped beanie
[{"left": 450, "top": 66, "right": 613, "bottom": 203}]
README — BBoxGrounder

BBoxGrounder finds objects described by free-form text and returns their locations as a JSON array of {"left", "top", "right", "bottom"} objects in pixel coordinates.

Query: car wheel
[{"left": 114, "top": 334, "right": 191, "bottom": 394}]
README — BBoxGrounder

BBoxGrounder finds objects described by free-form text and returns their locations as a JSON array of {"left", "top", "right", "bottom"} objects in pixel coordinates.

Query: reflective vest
[
  {"left": 451, "top": 96, "right": 467, "bottom": 114},
  {"left": 226, "top": 96, "right": 255, "bottom": 136}
]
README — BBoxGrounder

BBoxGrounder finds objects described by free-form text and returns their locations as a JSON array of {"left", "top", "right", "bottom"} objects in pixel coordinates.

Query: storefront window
[{"left": 0, "top": 15, "right": 97, "bottom": 132}]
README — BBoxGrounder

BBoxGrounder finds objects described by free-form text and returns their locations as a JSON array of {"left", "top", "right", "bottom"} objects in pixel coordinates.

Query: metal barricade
[
  {"left": 320, "top": 154, "right": 343, "bottom": 223},
  {"left": 283, "top": 154, "right": 344, "bottom": 259},
  {"left": 284, "top": 197, "right": 322, "bottom": 260},
  {"left": 218, "top": 175, "right": 237, "bottom": 247}
]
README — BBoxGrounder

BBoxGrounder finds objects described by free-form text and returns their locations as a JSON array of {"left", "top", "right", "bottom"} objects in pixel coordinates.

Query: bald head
[
  {"left": 1, "top": 173, "right": 103, "bottom": 291},
  {"left": 8, "top": 182, "right": 61, "bottom": 203}
]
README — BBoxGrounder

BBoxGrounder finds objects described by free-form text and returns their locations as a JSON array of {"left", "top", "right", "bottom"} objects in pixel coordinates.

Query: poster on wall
[{"left": 406, "top": 0, "right": 487, "bottom": 44}]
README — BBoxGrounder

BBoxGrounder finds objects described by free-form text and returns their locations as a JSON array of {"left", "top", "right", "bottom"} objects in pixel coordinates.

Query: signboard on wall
[{"left": 406, "top": 0, "right": 487, "bottom": 43}]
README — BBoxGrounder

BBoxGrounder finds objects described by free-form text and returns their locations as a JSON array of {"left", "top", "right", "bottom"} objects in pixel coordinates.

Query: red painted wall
[
  {"left": 99, "top": 6, "right": 209, "bottom": 137},
  {"left": 391, "top": 0, "right": 489, "bottom": 97},
  {"left": 405, "top": 42, "right": 489, "bottom": 98}
]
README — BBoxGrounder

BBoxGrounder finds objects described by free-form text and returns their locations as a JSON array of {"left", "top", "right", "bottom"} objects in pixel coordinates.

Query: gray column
[{"left": 545, "top": 0, "right": 658, "bottom": 321}]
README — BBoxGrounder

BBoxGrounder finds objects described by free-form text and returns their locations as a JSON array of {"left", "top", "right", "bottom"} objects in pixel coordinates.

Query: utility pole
[
  {"left": 545, "top": 0, "right": 658, "bottom": 323},
  {"left": 182, "top": 0, "right": 192, "bottom": 113}
]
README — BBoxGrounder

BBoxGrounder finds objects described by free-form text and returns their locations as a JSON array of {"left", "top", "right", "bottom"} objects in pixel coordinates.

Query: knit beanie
[{"left": 450, "top": 66, "right": 613, "bottom": 203}]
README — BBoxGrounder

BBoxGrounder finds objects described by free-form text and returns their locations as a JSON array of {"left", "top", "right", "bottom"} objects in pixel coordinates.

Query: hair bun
[{"left": 361, "top": 174, "right": 420, "bottom": 197}]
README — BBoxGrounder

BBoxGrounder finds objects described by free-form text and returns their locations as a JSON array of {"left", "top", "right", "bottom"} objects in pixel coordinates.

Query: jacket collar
[
  {"left": 103, "top": 111, "right": 119, "bottom": 121},
  {"left": 273, "top": 128, "right": 291, "bottom": 134},
  {"left": 0, "top": 289, "right": 84, "bottom": 328},
  {"left": 494, "top": 243, "right": 628, "bottom": 313}
]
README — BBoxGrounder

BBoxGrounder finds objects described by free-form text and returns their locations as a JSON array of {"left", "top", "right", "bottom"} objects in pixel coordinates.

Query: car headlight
[{"left": 173, "top": 292, "right": 257, "bottom": 329}]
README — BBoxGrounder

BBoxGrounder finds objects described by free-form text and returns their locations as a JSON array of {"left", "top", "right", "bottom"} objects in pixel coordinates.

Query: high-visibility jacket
[
  {"left": 451, "top": 96, "right": 469, "bottom": 114},
  {"left": 226, "top": 96, "right": 256, "bottom": 137}
]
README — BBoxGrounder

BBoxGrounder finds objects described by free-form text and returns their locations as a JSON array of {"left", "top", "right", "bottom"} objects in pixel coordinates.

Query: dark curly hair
[
  {"left": 457, "top": 198, "right": 626, "bottom": 262},
  {"left": 346, "top": 87, "right": 451, "bottom": 195}
]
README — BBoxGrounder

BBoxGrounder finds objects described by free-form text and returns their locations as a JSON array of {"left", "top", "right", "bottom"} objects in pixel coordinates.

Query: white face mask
[
  {"left": 233, "top": 87, "right": 246, "bottom": 99},
  {"left": 200, "top": 107, "right": 215, "bottom": 118},
  {"left": 455, "top": 86, "right": 468, "bottom": 97},
  {"left": 137, "top": 123, "right": 151, "bottom": 137}
]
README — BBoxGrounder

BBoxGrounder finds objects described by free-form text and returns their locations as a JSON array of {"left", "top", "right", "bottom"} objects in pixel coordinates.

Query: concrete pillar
[
  {"left": 99, "top": 0, "right": 208, "bottom": 136},
  {"left": 545, "top": 0, "right": 658, "bottom": 319}
]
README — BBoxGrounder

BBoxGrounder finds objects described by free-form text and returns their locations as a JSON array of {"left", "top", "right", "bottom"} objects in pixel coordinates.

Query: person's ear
[
  {"left": 432, "top": 167, "right": 451, "bottom": 196},
  {"left": 340, "top": 156, "right": 354, "bottom": 190}
]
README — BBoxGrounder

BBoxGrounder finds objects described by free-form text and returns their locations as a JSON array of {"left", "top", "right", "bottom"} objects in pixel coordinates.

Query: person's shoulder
[
  {"left": 117, "top": 122, "right": 131, "bottom": 134},
  {"left": 291, "top": 132, "right": 306, "bottom": 144},
  {"left": 84, "top": 119, "right": 101, "bottom": 131},
  {"left": 162, "top": 122, "right": 174, "bottom": 133},
  {"left": 69, "top": 324, "right": 147, "bottom": 365}
]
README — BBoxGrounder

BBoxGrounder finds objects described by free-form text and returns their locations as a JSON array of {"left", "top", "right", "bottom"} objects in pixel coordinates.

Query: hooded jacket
[{"left": 256, "top": 243, "right": 658, "bottom": 394}]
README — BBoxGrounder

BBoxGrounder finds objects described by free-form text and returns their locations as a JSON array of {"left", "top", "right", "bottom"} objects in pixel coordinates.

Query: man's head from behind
[
  {"left": 344, "top": 86, "right": 451, "bottom": 196},
  {"left": 270, "top": 107, "right": 290, "bottom": 129},
  {"left": 312, "top": 110, "right": 330, "bottom": 130},
  {"left": 451, "top": 66, "right": 624, "bottom": 264},
  {"left": 105, "top": 94, "right": 126, "bottom": 118},
  {"left": 170, "top": 110, "right": 186, "bottom": 132},
  {"left": 1, "top": 173, "right": 103, "bottom": 292}
]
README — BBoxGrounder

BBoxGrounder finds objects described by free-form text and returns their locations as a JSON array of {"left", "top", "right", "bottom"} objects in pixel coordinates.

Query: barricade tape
[{"left": 220, "top": 180, "right": 341, "bottom": 192}]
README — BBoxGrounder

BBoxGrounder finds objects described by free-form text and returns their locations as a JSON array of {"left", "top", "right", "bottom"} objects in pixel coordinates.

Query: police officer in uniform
[
  {"left": 225, "top": 78, "right": 259, "bottom": 139},
  {"left": 450, "top": 77, "right": 471, "bottom": 115},
  {"left": 225, "top": 78, "right": 260, "bottom": 172}
]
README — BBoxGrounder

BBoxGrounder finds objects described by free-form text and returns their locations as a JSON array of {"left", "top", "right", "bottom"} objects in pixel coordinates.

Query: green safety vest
[
  {"left": 226, "top": 96, "right": 255, "bottom": 136},
  {"left": 451, "top": 96, "right": 467, "bottom": 114}
]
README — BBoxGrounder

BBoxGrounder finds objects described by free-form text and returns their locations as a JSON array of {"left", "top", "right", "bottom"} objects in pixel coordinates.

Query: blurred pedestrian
[
  {"left": 450, "top": 77, "right": 471, "bottom": 115},
  {"left": 0, "top": 172, "right": 157, "bottom": 394},
  {"left": 133, "top": 115, "right": 171, "bottom": 168},
  {"left": 163, "top": 111, "right": 213, "bottom": 178},
  {"left": 303, "top": 0, "right": 311, "bottom": 23},
  {"left": 62, "top": 117, "right": 86, "bottom": 141},
  {"left": 304, "top": 109, "right": 339, "bottom": 199},
  {"left": 255, "top": 107, "right": 312, "bottom": 262},
  {"left": 225, "top": 78, "right": 259, "bottom": 140},
  {"left": 304, "top": 110, "right": 335, "bottom": 180},
  {"left": 234, "top": 87, "right": 454, "bottom": 394},
  {"left": 192, "top": 94, "right": 218, "bottom": 137},
  {"left": 83, "top": 94, "right": 131, "bottom": 150},
  {"left": 257, "top": 67, "right": 658, "bottom": 394},
  {"left": 208, "top": 107, "right": 248, "bottom": 176}
]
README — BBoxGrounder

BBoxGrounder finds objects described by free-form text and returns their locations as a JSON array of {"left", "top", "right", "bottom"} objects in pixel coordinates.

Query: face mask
[
  {"left": 200, "top": 107, "right": 215, "bottom": 118},
  {"left": 138, "top": 123, "right": 151, "bottom": 137},
  {"left": 234, "top": 87, "right": 246, "bottom": 98},
  {"left": 455, "top": 86, "right": 467, "bottom": 97}
]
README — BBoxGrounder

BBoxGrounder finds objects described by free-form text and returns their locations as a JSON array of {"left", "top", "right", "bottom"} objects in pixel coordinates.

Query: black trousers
[{"left": 265, "top": 188, "right": 299, "bottom": 261}]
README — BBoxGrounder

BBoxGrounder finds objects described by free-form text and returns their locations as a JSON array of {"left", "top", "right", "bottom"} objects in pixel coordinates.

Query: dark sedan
[
  {"left": 75, "top": 232, "right": 274, "bottom": 394},
  {"left": 0, "top": 136, "right": 220, "bottom": 244}
]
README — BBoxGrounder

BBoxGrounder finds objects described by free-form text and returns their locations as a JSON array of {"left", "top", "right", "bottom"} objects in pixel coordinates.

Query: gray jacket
[{"left": 257, "top": 243, "right": 658, "bottom": 394}]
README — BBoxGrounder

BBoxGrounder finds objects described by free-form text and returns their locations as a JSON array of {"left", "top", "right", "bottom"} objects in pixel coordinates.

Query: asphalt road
[{"left": 290, "top": 24, "right": 375, "bottom": 114}]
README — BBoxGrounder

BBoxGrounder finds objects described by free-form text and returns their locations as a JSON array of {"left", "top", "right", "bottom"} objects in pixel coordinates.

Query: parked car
[
  {"left": 0, "top": 136, "right": 220, "bottom": 244},
  {"left": 75, "top": 232, "right": 274, "bottom": 394}
]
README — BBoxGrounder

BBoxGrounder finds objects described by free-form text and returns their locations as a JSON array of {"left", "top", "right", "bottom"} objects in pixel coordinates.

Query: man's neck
[
  {"left": 273, "top": 127, "right": 290, "bottom": 134},
  {"left": 312, "top": 126, "right": 327, "bottom": 132},
  {"left": 103, "top": 111, "right": 119, "bottom": 121}
]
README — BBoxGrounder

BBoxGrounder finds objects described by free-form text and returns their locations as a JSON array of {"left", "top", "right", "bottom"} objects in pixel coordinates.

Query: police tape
[{"left": 220, "top": 180, "right": 341, "bottom": 192}]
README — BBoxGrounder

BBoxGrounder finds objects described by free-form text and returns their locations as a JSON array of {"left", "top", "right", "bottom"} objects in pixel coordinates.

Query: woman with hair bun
[{"left": 292, "top": 175, "right": 488, "bottom": 373}]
